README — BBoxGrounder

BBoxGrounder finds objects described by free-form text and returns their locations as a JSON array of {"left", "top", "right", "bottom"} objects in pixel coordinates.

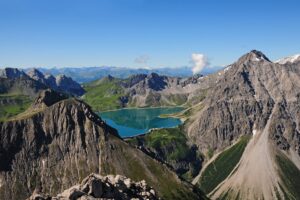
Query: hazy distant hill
[{"left": 36, "top": 66, "right": 223, "bottom": 83}]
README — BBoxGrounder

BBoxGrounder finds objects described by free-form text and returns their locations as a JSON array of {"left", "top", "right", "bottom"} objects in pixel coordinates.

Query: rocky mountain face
[
  {"left": 0, "top": 68, "right": 85, "bottom": 121},
  {"left": 0, "top": 68, "right": 85, "bottom": 97},
  {"left": 0, "top": 68, "right": 48, "bottom": 97},
  {"left": 0, "top": 90, "right": 204, "bottom": 200},
  {"left": 187, "top": 50, "right": 300, "bottom": 155},
  {"left": 27, "top": 68, "right": 85, "bottom": 96},
  {"left": 27, "top": 173, "right": 158, "bottom": 200},
  {"left": 0, "top": 68, "right": 27, "bottom": 79},
  {"left": 185, "top": 50, "right": 300, "bottom": 199}
]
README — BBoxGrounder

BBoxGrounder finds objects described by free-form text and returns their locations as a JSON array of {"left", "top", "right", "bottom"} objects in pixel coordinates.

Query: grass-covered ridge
[
  {"left": 0, "top": 94, "right": 32, "bottom": 121},
  {"left": 82, "top": 78, "right": 125, "bottom": 111},
  {"left": 126, "top": 127, "right": 202, "bottom": 181},
  {"left": 198, "top": 135, "right": 250, "bottom": 194},
  {"left": 276, "top": 153, "right": 300, "bottom": 200},
  {"left": 103, "top": 135, "right": 207, "bottom": 200}
]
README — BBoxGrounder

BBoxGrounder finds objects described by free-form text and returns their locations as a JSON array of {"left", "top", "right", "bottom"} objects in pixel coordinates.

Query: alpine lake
[{"left": 98, "top": 107, "right": 184, "bottom": 137}]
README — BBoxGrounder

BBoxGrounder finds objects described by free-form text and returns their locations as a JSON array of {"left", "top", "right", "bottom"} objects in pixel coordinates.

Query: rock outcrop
[{"left": 27, "top": 173, "right": 159, "bottom": 200}]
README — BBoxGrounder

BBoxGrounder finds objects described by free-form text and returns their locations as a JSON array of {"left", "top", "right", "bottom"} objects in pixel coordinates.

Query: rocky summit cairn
[{"left": 27, "top": 173, "right": 159, "bottom": 200}]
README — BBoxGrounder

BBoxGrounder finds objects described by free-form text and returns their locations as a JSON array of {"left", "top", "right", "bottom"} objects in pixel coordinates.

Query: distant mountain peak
[
  {"left": 27, "top": 68, "right": 45, "bottom": 80},
  {"left": 275, "top": 54, "right": 300, "bottom": 64},
  {"left": 0, "top": 67, "right": 27, "bottom": 79},
  {"left": 31, "top": 89, "right": 68, "bottom": 109},
  {"left": 238, "top": 50, "right": 271, "bottom": 64},
  {"left": 107, "top": 74, "right": 114, "bottom": 80}
]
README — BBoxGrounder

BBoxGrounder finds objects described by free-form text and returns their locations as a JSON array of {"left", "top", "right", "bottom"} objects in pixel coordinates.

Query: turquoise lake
[{"left": 99, "top": 107, "right": 184, "bottom": 137}]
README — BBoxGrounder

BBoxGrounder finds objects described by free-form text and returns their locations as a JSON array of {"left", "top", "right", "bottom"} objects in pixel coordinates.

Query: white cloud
[{"left": 191, "top": 53, "right": 209, "bottom": 74}]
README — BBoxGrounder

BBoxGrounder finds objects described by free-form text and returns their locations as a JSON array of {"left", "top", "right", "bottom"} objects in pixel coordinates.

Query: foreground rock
[{"left": 28, "top": 173, "right": 159, "bottom": 200}]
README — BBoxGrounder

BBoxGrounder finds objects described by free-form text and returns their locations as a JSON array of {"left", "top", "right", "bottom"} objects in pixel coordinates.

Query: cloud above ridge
[{"left": 191, "top": 53, "right": 209, "bottom": 74}]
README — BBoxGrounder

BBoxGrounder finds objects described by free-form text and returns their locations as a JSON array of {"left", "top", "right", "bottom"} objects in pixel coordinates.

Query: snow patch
[
  {"left": 224, "top": 65, "right": 231, "bottom": 72},
  {"left": 276, "top": 54, "right": 300, "bottom": 64}
]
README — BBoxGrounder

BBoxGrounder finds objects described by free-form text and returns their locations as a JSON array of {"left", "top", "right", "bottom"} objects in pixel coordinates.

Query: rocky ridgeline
[
  {"left": 0, "top": 67, "right": 85, "bottom": 97},
  {"left": 28, "top": 173, "right": 159, "bottom": 200},
  {"left": 27, "top": 68, "right": 85, "bottom": 96}
]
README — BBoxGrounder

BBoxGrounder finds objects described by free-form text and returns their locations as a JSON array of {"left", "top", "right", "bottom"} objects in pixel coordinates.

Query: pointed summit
[
  {"left": 31, "top": 89, "right": 68, "bottom": 109},
  {"left": 237, "top": 50, "right": 271, "bottom": 64}
]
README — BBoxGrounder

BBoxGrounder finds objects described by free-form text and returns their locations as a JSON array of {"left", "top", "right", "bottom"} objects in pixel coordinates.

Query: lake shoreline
[{"left": 96, "top": 105, "right": 186, "bottom": 113}]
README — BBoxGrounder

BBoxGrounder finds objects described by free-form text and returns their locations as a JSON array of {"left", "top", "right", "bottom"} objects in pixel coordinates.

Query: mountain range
[
  {"left": 35, "top": 66, "right": 223, "bottom": 83},
  {"left": 0, "top": 50, "right": 300, "bottom": 200},
  {"left": 0, "top": 68, "right": 85, "bottom": 97}
]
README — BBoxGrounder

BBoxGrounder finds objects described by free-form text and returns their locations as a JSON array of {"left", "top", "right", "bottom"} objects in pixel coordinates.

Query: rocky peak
[
  {"left": 27, "top": 173, "right": 159, "bottom": 200},
  {"left": 27, "top": 68, "right": 45, "bottom": 81},
  {"left": 107, "top": 74, "right": 114, "bottom": 81},
  {"left": 55, "top": 74, "right": 68, "bottom": 84},
  {"left": 55, "top": 74, "right": 85, "bottom": 96},
  {"left": 122, "top": 74, "right": 148, "bottom": 88},
  {"left": 147, "top": 72, "right": 160, "bottom": 79},
  {"left": 146, "top": 73, "right": 167, "bottom": 91},
  {"left": 31, "top": 89, "right": 68, "bottom": 109},
  {"left": 237, "top": 50, "right": 271, "bottom": 64},
  {"left": 0, "top": 67, "right": 27, "bottom": 79}
]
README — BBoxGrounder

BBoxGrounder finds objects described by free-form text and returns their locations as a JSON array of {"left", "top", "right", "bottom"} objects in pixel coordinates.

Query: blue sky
[{"left": 0, "top": 0, "right": 299, "bottom": 68}]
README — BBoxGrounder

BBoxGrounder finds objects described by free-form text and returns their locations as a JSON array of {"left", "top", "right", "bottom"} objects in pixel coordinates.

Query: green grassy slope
[
  {"left": 198, "top": 135, "right": 250, "bottom": 194},
  {"left": 102, "top": 135, "right": 207, "bottom": 200},
  {"left": 83, "top": 79, "right": 125, "bottom": 111},
  {"left": 0, "top": 94, "right": 32, "bottom": 121},
  {"left": 126, "top": 127, "right": 202, "bottom": 181},
  {"left": 276, "top": 153, "right": 300, "bottom": 200}
]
